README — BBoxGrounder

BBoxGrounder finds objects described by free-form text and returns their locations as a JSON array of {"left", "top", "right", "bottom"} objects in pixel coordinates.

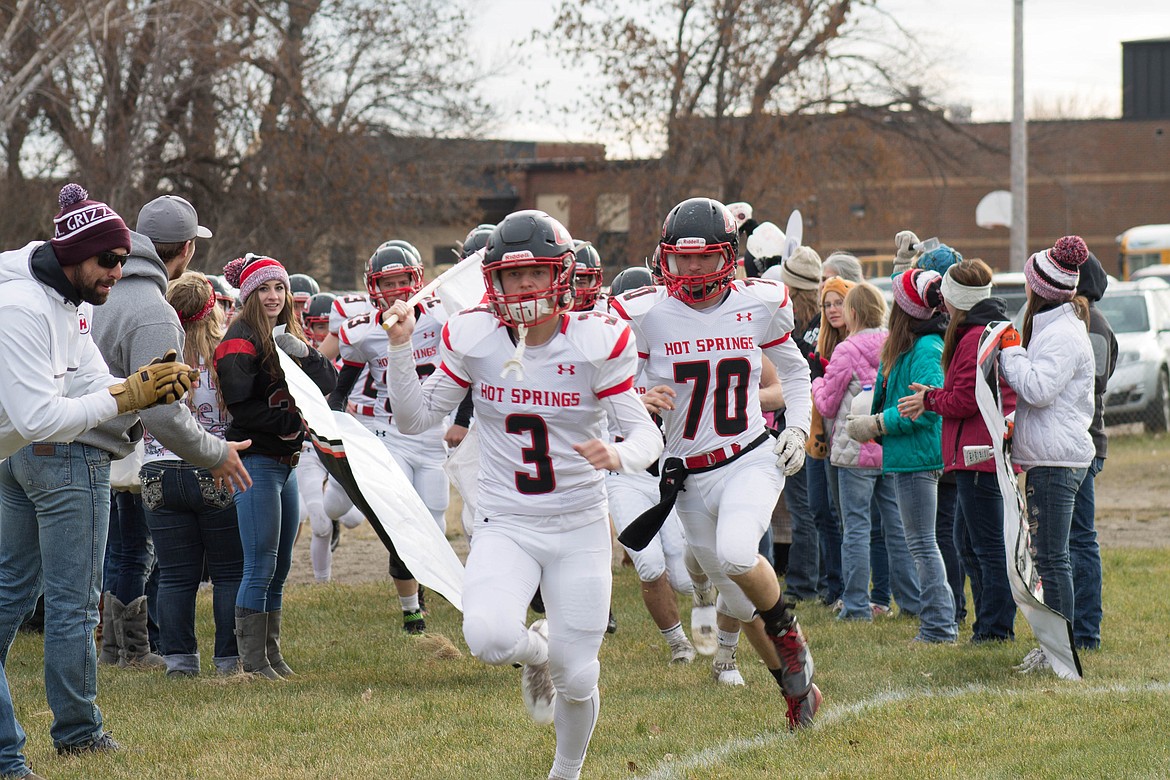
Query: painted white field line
[{"left": 636, "top": 681, "right": 1170, "bottom": 780}]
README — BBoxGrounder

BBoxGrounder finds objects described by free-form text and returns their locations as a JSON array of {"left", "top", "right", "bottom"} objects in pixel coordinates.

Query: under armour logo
[
  {"left": 423, "top": 331, "right": 436, "bottom": 340},
  {"left": 736, "top": 312, "right": 753, "bottom": 322},
  {"left": 557, "top": 364, "right": 576, "bottom": 375}
]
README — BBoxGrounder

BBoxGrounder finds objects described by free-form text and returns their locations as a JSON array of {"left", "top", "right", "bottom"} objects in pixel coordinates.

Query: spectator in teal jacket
[{"left": 847, "top": 268, "right": 956, "bottom": 643}]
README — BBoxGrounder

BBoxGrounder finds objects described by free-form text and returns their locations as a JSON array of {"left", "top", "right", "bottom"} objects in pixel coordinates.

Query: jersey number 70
[{"left": 673, "top": 358, "right": 750, "bottom": 438}]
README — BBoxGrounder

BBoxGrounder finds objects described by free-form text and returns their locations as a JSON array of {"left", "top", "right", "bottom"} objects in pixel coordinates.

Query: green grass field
[{"left": 8, "top": 435, "right": 1170, "bottom": 779}]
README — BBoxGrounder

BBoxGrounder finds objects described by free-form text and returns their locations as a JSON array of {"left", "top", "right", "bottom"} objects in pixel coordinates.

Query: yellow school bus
[{"left": 1118, "top": 224, "right": 1170, "bottom": 279}]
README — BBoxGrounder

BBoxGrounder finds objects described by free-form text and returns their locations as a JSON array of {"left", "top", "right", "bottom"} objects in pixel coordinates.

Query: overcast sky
[{"left": 471, "top": 0, "right": 1170, "bottom": 151}]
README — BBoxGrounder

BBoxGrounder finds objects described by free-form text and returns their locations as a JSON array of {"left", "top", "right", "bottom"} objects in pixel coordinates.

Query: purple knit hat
[
  {"left": 892, "top": 268, "right": 942, "bottom": 319},
  {"left": 1024, "top": 236, "right": 1089, "bottom": 302},
  {"left": 50, "top": 183, "right": 131, "bottom": 267},
  {"left": 223, "top": 254, "right": 290, "bottom": 303}
]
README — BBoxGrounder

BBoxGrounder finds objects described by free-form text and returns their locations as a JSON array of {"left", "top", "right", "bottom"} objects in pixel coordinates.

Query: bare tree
[
  {"left": 0, "top": 0, "right": 490, "bottom": 278},
  {"left": 552, "top": 0, "right": 949, "bottom": 221}
]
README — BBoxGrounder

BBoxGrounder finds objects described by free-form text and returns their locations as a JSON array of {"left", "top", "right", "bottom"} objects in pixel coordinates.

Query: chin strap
[{"left": 501, "top": 323, "right": 528, "bottom": 380}]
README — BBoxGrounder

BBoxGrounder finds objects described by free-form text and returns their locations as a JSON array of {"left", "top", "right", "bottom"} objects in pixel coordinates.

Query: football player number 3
[
  {"left": 505, "top": 414, "right": 555, "bottom": 494},
  {"left": 674, "top": 358, "right": 750, "bottom": 438}
]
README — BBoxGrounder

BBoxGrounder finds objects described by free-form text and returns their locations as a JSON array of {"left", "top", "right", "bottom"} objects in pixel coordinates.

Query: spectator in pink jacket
[
  {"left": 813, "top": 283, "right": 918, "bottom": 622},
  {"left": 898, "top": 259, "right": 1018, "bottom": 642}
]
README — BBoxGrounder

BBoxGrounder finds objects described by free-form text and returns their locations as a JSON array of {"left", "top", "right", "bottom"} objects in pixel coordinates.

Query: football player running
[
  {"left": 384, "top": 211, "right": 661, "bottom": 780},
  {"left": 609, "top": 197, "right": 821, "bottom": 729},
  {"left": 327, "top": 241, "right": 448, "bottom": 633}
]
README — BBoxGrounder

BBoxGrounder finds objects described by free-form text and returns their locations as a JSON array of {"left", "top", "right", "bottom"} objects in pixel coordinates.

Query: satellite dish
[{"left": 976, "top": 190, "right": 1012, "bottom": 229}]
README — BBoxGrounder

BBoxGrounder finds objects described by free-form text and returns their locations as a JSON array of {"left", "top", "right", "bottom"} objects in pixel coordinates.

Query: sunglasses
[{"left": 96, "top": 251, "right": 129, "bottom": 269}]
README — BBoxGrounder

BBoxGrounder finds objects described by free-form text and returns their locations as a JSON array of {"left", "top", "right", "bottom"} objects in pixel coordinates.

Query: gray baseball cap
[{"left": 136, "top": 195, "right": 213, "bottom": 242}]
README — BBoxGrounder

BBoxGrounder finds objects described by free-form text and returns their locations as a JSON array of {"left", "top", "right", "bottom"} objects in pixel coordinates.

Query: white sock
[
  {"left": 717, "top": 628, "right": 740, "bottom": 649},
  {"left": 549, "top": 688, "right": 599, "bottom": 780},
  {"left": 660, "top": 622, "right": 686, "bottom": 646},
  {"left": 310, "top": 535, "right": 332, "bottom": 582},
  {"left": 399, "top": 593, "right": 420, "bottom": 613}
]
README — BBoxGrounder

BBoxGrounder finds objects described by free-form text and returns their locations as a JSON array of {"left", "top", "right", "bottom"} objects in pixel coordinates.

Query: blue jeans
[
  {"left": 782, "top": 464, "right": 820, "bottom": 601},
  {"left": 892, "top": 471, "right": 957, "bottom": 642},
  {"left": 103, "top": 490, "right": 153, "bottom": 603},
  {"left": 869, "top": 495, "right": 890, "bottom": 607},
  {"left": 0, "top": 443, "right": 111, "bottom": 774},
  {"left": 954, "top": 470, "right": 1016, "bottom": 641},
  {"left": 1069, "top": 457, "right": 1104, "bottom": 649},
  {"left": 141, "top": 462, "right": 244, "bottom": 668},
  {"left": 836, "top": 468, "right": 903, "bottom": 620},
  {"left": 935, "top": 477, "right": 967, "bottom": 624},
  {"left": 811, "top": 459, "right": 843, "bottom": 603},
  {"left": 1025, "top": 465, "right": 1088, "bottom": 623},
  {"left": 234, "top": 454, "right": 299, "bottom": 612}
]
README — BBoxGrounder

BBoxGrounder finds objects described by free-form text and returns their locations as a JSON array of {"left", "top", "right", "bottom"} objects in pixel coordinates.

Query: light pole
[{"left": 1010, "top": 0, "right": 1028, "bottom": 270}]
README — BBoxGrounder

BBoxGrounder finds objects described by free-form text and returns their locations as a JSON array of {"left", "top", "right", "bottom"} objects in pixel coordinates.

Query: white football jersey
[
  {"left": 611, "top": 278, "right": 801, "bottom": 459},
  {"left": 330, "top": 294, "right": 375, "bottom": 408},
  {"left": 329, "top": 293, "right": 373, "bottom": 336},
  {"left": 440, "top": 306, "right": 637, "bottom": 516},
  {"left": 338, "top": 298, "right": 447, "bottom": 433}
]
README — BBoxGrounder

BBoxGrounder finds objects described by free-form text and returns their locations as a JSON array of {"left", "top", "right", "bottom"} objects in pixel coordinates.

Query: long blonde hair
[
  {"left": 167, "top": 272, "right": 225, "bottom": 408},
  {"left": 844, "top": 283, "right": 886, "bottom": 334}
]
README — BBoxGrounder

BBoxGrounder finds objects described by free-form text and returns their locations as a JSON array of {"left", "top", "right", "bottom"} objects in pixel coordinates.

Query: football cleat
[
  {"left": 520, "top": 619, "right": 556, "bottom": 725},
  {"left": 402, "top": 610, "right": 425, "bottom": 635},
  {"left": 669, "top": 637, "right": 697, "bottom": 664},
  {"left": 712, "top": 645, "right": 746, "bottom": 687},
  {"left": 785, "top": 683, "right": 822, "bottom": 730}
]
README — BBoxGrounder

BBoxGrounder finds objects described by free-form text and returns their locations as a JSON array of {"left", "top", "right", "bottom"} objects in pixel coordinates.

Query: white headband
[{"left": 940, "top": 271, "right": 992, "bottom": 312}]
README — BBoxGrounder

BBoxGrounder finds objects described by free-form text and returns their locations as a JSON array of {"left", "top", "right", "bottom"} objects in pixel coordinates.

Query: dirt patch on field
[{"left": 289, "top": 429, "right": 1170, "bottom": 586}]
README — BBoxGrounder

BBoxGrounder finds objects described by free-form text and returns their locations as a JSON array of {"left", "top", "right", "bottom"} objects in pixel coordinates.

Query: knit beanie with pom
[
  {"left": 223, "top": 254, "right": 290, "bottom": 304},
  {"left": 50, "top": 183, "right": 131, "bottom": 267},
  {"left": 1024, "top": 236, "right": 1089, "bottom": 302}
]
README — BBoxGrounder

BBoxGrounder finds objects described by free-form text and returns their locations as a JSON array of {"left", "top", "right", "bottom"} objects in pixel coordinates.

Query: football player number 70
[{"left": 505, "top": 413, "right": 555, "bottom": 494}]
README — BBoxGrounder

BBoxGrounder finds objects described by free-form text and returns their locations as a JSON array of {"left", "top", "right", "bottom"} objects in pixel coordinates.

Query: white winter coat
[{"left": 999, "top": 302, "right": 1094, "bottom": 468}]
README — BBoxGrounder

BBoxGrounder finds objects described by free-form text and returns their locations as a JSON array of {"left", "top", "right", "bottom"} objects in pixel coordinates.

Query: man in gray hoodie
[{"left": 80, "top": 196, "right": 250, "bottom": 669}]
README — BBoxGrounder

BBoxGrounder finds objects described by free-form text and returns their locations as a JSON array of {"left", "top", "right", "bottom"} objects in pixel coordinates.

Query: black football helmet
[
  {"left": 482, "top": 210, "right": 575, "bottom": 327},
  {"left": 571, "top": 240, "right": 603, "bottom": 311},
  {"left": 365, "top": 241, "right": 424, "bottom": 308},
  {"left": 460, "top": 224, "right": 495, "bottom": 261},
  {"left": 288, "top": 273, "right": 320, "bottom": 311},
  {"left": 655, "top": 197, "right": 738, "bottom": 304},
  {"left": 608, "top": 266, "right": 655, "bottom": 298},
  {"left": 303, "top": 292, "right": 336, "bottom": 347}
]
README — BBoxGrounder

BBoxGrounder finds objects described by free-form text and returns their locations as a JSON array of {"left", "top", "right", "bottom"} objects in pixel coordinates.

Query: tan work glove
[{"left": 108, "top": 350, "right": 198, "bottom": 414}]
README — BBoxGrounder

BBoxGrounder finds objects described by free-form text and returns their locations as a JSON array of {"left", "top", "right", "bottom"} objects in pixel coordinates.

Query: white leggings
[
  {"left": 674, "top": 445, "right": 782, "bottom": 622},
  {"left": 462, "top": 511, "right": 611, "bottom": 699},
  {"left": 462, "top": 510, "right": 611, "bottom": 777},
  {"left": 606, "top": 471, "right": 692, "bottom": 593}
]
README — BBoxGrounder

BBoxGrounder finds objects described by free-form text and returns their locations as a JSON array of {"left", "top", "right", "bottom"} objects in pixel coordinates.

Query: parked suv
[{"left": 1098, "top": 278, "right": 1170, "bottom": 432}]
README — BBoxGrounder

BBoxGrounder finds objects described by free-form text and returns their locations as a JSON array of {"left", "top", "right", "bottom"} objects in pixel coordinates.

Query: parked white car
[{"left": 1099, "top": 278, "right": 1170, "bottom": 432}]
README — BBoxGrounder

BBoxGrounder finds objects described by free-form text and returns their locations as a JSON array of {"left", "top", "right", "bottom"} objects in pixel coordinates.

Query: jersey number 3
[
  {"left": 505, "top": 414, "right": 555, "bottom": 494},
  {"left": 674, "top": 358, "right": 750, "bottom": 438}
]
